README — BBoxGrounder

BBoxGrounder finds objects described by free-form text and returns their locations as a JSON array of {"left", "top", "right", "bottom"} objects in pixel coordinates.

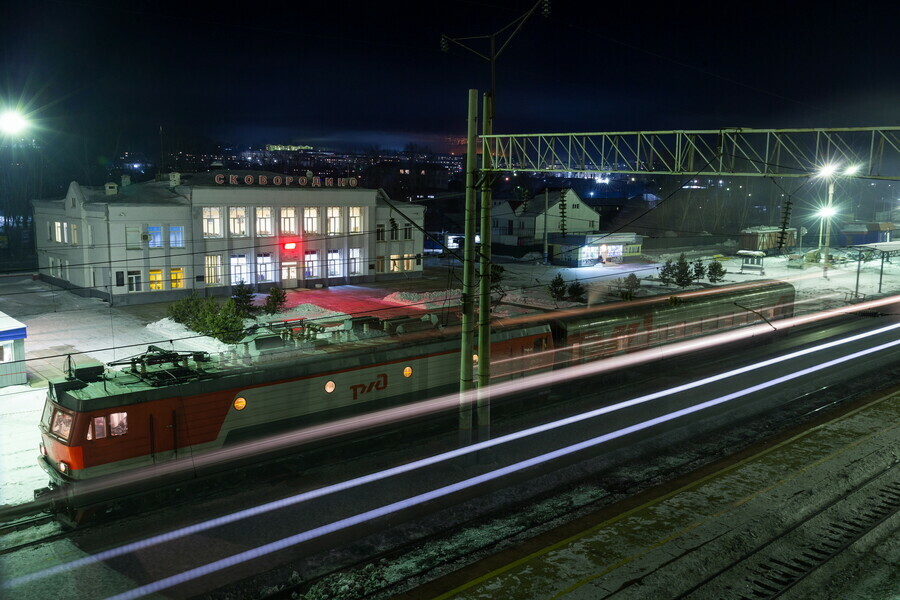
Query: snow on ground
[{"left": 3, "top": 251, "right": 900, "bottom": 507}]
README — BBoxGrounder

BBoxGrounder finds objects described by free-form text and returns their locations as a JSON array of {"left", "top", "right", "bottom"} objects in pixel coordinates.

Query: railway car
[{"left": 37, "top": 279, "right": 795, "bottom": 493}]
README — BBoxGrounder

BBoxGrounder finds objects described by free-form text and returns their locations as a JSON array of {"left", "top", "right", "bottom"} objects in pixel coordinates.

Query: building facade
[
  {"left": 33, "top": 171, "right": 425, "bottom": 305},
  {"left": 0, "top": 311, "right": 27, "bottom": 387},
  {"left": 492, "top": 188, "right": 602, "bottom": 246}
]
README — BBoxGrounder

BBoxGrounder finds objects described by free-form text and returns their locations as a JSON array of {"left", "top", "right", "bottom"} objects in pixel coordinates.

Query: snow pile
[
  {"left": 382, "top": 290, "right": 462, "bottom": 309},
  {"left": 146, "top": 318, "right": 233, "bottom": 354}
]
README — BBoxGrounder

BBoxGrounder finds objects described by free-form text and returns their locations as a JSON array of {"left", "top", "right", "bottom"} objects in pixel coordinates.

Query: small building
[
  {"left": 547, "top": 232, "right": 644, "bottom": 267},
  {"left": 740, "top": 226, "right": 798, "bottom": 253},
  {"left": 0, "top": 311, "right": 27, "bottom": 387},
  {"left": 492, "top": 188, "right": 602, "bottom": 247}
]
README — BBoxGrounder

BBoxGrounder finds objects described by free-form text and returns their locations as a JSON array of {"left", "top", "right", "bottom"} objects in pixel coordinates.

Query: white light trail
[
  {"left": 103, "top": 332, "right": 900, "bottom": 600},
  {"left": 6, "top": 319, "right": 900, "bottom": 595}
]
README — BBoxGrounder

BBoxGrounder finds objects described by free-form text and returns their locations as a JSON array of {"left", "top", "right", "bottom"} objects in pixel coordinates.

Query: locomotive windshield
[{"left": 49, "top": 409, "right": 74, "bottom": 441}]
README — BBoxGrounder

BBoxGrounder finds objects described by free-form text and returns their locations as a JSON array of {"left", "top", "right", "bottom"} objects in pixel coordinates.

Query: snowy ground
[{"left": 2, "top": 250, "right": 899, "bottom": 506}]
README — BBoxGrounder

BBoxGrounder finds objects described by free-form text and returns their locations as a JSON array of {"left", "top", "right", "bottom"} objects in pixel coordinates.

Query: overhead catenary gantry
[{"left": 480, "top": 126, "right": 900, "bottom": 180}]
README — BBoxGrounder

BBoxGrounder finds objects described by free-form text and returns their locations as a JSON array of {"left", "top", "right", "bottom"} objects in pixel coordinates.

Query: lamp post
[{"left": 817, "top": 164, "right": 859, "bottom": 279}]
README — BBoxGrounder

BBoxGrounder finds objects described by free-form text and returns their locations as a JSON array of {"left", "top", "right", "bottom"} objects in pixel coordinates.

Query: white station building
[{"left": 32, "top": 171, "right": 425, "bottom": 305}]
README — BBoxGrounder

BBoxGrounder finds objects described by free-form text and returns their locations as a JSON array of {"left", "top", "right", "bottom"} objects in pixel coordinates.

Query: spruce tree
[
  {"left": 692, "top": 259, "right": 706, "bottom": 282},
  {"left": 658, "top": 260, "right": 674, "bottom": 285},
  {"left": 707, "top": 260, "right": 727, "bottom": 283},
  {"left": 264, "top": 285, "right": 288, "bottom": 315},
  {"left": 674, "top": 253, "right": 694, "bottom": 287},
  {"left": 567, "top": 280, "right": 587, "bottom": 303},
  {"left": 231, "top": 281, "right": 258, "bottom": 318},
  {"left": 548, "top": 273, "right": 568, "bottom": 300},
  {"left": 624, "top": 272, "right": 641, "bottom": 292}
]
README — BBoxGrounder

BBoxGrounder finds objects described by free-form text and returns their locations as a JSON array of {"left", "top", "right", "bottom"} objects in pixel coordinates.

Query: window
[
  {"left": 229, "top": 207, "right": 247, "bottom": 236},
  {"left": 87, "top": 224, "right": 94, "bottom": 247},
  {"left": 0, "top": 341, "right": 13, "bottom": 363},
  {"left": 71, "top": 223, "right": 79, "bottom": 245},
  {"left": 349, "top": 248, "right": 361, "bottom": 275},
  {"left": 230, "top": 254, "right": 249, "bottom": 284},
  {"left": 390, "top": 254, "right": 401, "bottom": 272},
  {"left": 390, "top": 225, "right": 399, "bottom": 241},
  {"left": 376, "top": 224, "right": 385, "bottom": 242},
  {"left": 91, "top": 416, "right": 107, "bottom": 440},
  {"left": 54, "top": 221, "right": 62, "bottom": 242},
  {"left": 109, "top": 412, "right": 128, "bottom": 436},
  {"left": 282, "top": 261, "right": 298, "bottom": 280},
  {"left": 403, "top": 253, "right": 415, "bottom": 271},
  {"left": 404, "top": 223, "right": 412, "bottom": 240},
  {"left": 47, "top": 221, "right": 53, "bottom": 241},
  {"left": 327, "top": 207, "right": 341, "bottom": 235},
  {"left": 203, "top": 207, "right": 222, "bottom": 238},
  {"left": 257, "top": 253, "right": 273, "bottom": 282},
  {"left": 256, "top": 207, "right": 273, "bottom": 236},
  {"left": 304, "top": 207, "right": 319, "bottom": 233},
  {"left": 327, "top": 249, "right": 340, "bottom": 277},
  {"left": 127, "top": 270, "right": 142, "bottom": 292},
  {"left": 205, "top": 254, "right": 222, "bottom": 284},
  {"left": 170, "top": 268, "right": 184, "bottom": 289},
  {"left": 349, "top": 207, "right": 362, "bottom": 234},
  {"left": 280, "top": 207, "right": 297, "bottom": 234},
  {"left": 50, "top": 410, "right": 73, "bottom": 441},
  {"left": 169, "top": 225, "right": 184, "bottom": 248},
  {"left": 149, "top": 269, "right": 164, "bottom": 290},
  {"left": 62, "top": 222, "right": 69, "bottom": 244},
  {"left": 148, "top": 225, "right": 163, "bottom": 248},
  {"left": 304, "top": 250, "right": 319, "bottom": 277},
  {"left": 375, "top": 255, "right": 385, "bottom": 272},
  {"left": 125, "top": 226, "right": 142, "bottom": 249}
]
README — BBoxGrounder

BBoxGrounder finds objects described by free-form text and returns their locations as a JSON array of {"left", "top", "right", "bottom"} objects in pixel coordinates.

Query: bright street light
[{"left": 0, "top": 110, "right": 28, "bottom": 136}]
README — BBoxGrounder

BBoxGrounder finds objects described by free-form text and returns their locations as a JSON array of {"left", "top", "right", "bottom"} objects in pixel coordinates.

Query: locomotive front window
[
  {"left": 41, "top": 402, "right": 54, "bottom": 430},
  {"left": 50, "top": 410, "right": 73, "bottom": 441},
  {"left": 109, "top": 412, "right": 128, "bottom": 436}
]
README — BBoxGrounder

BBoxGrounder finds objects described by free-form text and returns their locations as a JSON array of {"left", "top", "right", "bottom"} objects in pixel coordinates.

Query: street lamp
[
  {"left": 817, "top": 164, "right": 860, "bottom": 279},
  {"left": 0, "top": 110, "right": 28, "bottom": 136}
]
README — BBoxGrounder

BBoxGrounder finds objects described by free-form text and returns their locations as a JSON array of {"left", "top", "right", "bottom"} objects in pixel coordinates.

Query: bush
[
  {"left": 231, "top": 281, "right": 259, "bottom": 318},
  {"left": 707, "top": 260, "right": 727, "bottom": 283},
  {"left": 548, "top": 273, "right": 568, "bottom": 301},
  {"left": 206, "top": 299, "right": 246, "bottom": 344},
  {"left": 567, "top": 280, "right": 587, "bottom": 303},
  {"left": 263, "top": 285, "right": 288, "bottom": 315}
]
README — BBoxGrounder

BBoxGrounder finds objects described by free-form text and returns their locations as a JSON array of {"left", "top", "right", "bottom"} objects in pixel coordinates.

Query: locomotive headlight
[
  {"left": 233, "top": 397, "right": 247, "bottom": 411},
  {"left": 39, "top": 443, "right": 47, "bottom": 457},
  {"left": 58, "top": 461, "right": 69, "bottom": 474}
]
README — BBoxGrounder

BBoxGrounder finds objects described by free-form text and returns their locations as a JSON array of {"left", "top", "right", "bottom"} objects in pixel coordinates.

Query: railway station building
[{"left": 32, "top": 171, "right": 425, "bottom": 306}]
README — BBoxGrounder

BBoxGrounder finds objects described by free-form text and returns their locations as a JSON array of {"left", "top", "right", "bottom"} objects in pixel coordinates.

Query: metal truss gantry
[{"left": 481, "top": 127, "right": 900, "bottom": 180}]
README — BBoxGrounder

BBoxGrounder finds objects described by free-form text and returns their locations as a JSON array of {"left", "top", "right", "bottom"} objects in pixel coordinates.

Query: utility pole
[
  {"left": 458, "top": 89, "right": 478, "bottom": 448},
  {"left": 477, "top": 92, "right": 493, "bottom": 446}
]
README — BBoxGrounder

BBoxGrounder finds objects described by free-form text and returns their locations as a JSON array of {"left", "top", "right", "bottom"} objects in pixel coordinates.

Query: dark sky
[{"left": 2, "top": 0, "right": 898, "bottom": 154}]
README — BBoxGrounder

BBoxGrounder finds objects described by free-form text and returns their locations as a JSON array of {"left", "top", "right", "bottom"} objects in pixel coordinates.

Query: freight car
[{"left": 37, "top": 279, "right": 794, "bottom": 493}]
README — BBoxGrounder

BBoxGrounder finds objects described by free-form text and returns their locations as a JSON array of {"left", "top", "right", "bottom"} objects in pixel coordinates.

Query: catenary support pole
[
  {"left": 459, "top": 89, "right": 478, "bottom": 448},
  {"left": 477, "top": 92, "right": 493, "bottom": 447}
]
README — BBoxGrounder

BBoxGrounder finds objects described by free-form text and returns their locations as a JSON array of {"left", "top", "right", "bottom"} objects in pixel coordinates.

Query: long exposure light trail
[
  {"left": 6, "top": 318, "right": 900, "bottom": 595},
  {"left": 101, "top": 332, "right": 900, "bottom": 600}
]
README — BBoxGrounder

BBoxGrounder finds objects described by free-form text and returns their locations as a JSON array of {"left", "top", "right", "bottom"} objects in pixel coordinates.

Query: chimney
[
  {"left": 121, "top": 174, "right": 132, "bottom": 187},
  {"left": 104, "top": 182, "right": 118, "bottom": 196},
  {"left": 169, "top": 172, "right": 181, "bottom": 187}
]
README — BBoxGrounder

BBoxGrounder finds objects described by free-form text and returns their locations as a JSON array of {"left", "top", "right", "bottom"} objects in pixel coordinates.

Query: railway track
[{"left": 675, "top": 460, "right": 900, "bottom": 599}]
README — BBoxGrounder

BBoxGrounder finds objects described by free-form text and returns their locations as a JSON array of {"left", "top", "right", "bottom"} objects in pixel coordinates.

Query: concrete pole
[
  {"left": 458, "top": 89, "right": 478, "bottom": 448},
  {"left": 477, "top": 92, "right": 493, "bottom": 445},
  {"left": 823, "top": 181, "right": 834, "bottom": 279},
  {"left": 543, "top": 188, "right": 549, "bottom": 263},
  {"left": 854, "top": 249, "right": 863, "bottom": 299}
]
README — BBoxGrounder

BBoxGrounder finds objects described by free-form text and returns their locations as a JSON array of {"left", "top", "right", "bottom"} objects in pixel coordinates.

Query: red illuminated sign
[{"left": 283, "top": 242, "right": 297, "bottom": 250}]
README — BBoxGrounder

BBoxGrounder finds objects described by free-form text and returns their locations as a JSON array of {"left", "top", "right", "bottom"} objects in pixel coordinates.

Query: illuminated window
[
  {"left": 390, "top": 254, "right": 401, "bottom": 272},
  {"left": 170, "top": 268, "right": 184, "bottom": 289},
  {"left": 205, "top": 254, "right": 222, "bottom": 284},
  {"left": 349, "top": 248, "right": 361, "bottom": 275},
  {"left": 327, "top": 249, "right": 340, "bottom": 277},
  {"left": 203, "top": 207, "right": 222, "bottom": 238},
  {"left": 62, "top": 222, "right": 69, "bottom": 243},
  {"left": 169, "top": 225, "right": 184, "bottom": 248},
  {"left": 109, "top": 412, "right": 128, "bottom": 436},
  {"left": 280, "top": 207, "right": 297, "bottom": 234},
  {"left": 230, "top": 254, "right": 249, "bottom": 284},
  {"left": 403, "top": 254, "right": 415, "bottom": 271},
  {"left": 229, "top": 207, "right": 247, "bottom": 236},
  {"left": 71, "top": 223, "right": 79, "bottom": 245},
  {"left": 257, "top": 253, "right": 273, "bottom": 282},
  {"left": 327, "top": 207, "right": 342, "bottom": 235},
  {"left": 375, "top": 255, "right": 385, "bottom": 272},
  {"left": 90, "top": 416, "right": 107, "bottom": 440},
  {"left": 304, "top": 250, "right": 319, "bottom": 277},
  {"left": 303, "top": 207, "right": 319, "bottom": 233},
  {"left": 256, "top": 207, "right": 273, "bottom": 236},
  {"left": 149, "top": 269, "right": 164, "bottom": 290},
  {"left": 50, "top": 410, "right": 73, "bottom": 440},
  {"left": 349, "top": 207, "right": 362, "bottom": 234}
]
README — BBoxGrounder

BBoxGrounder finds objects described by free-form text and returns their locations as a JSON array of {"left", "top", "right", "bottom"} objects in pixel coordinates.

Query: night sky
[{"left": 2, "top": 0, "right": 899, "bottom": 154}]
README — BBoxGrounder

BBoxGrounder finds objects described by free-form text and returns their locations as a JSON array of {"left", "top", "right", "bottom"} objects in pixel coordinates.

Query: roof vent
[
  {"left": 104, "top": 182, "right": 118, "bottom": 196},
  {"left": 169, "top": 172, "right": 181, "bottom": 187}
]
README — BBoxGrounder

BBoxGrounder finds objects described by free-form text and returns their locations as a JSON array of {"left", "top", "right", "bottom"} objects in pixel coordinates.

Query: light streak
[
  {"left": 104, "top": 332, "right": 900, "bottom": 600},
  {"left": 6, "top": 319, "right": 900, "bottom": 594}
]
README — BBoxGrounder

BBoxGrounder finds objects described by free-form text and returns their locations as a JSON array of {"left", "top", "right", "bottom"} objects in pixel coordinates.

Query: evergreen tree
[
  {"left": 624, "top": 272, "right": 641, "bottom": 292},
  {"left": 208, "top": 299, "right": 246, "bottom": 344},
  {"left": 167, "top": 292, "right": 203, "bottom": 325},
  {"left": 548, "top": 273, "right": 568, "bottom": 300},
  {"left": 188, "top": 297, "right": 223, "bottom": 335},
  {"left": 692, "top": 259, "right": 706, "bottom": 282},
  {"left": 231, "top": 281, "right": 259, "bottom": 318},
  {"left": 263, "top": 285, "right": 288, "bottom": 315},
  {"left": 658, "top": 260, "right": 674, "bottom": 285},
  {"left": 567, "top": 280, "right": 587, "bottom": 303},
  {"left": 707, "top": 260, "right": 727, "bottom": 283},
  {"left": 674, "top": 253, "right": 694, "bottom": 287}
]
